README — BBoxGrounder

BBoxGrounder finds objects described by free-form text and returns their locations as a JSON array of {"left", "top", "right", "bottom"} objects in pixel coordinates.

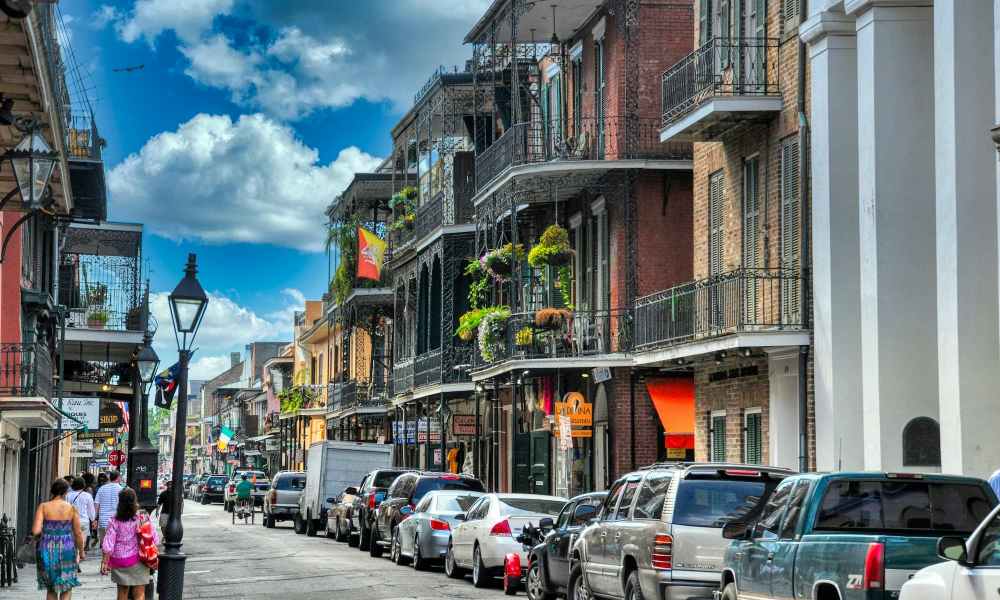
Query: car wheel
[
  {"left": 444, "top": 542, "right": 464, "bottom": 579},
  {"left": 472, "top": 545, "right": 490, "bottom": 588},
  {"left": 265, "top": 514, "right": 275, "bottom": 529},
  {"left": 624, "top": 570, "right": 645, "bottom": 600},
  {"left": 411, "top": 534, "right": 428, "bottom": 571},
  {"left": 359, "top": 522, "right": 371, "bottom": 551},
  {"left": 293, "top": 513, "right": 305, "bottom": 535},
  {"left": 348, "top": 526, "right": 359, "bottom": 548},
  {"left": 720, "top": 583, "right": 738, "bottom": 600},
  {"left": 369, "top": 522, "right": 384, "bottom": 558},
  {"left": 306, "top": 511, "right": 317, "bottom": 537},
  {"left": 392, "top": 529, "right": 409, "bottom": 566},
  {"left": 200, "top": 496, "right": 208, "bottom": 505},
  {"left": 526, "top": 559, "right": 553, "bottom": 600},
  {"left": 568, "top": 564, "right": 591, "bottom": 600}
]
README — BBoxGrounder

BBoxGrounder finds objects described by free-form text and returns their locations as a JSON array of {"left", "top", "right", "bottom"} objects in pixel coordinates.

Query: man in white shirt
[{"left": 94, "top": 470, "right": 123, "bottom": 552}]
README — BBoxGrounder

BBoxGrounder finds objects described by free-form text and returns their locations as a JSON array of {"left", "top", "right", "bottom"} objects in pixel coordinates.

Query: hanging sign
[
  {"left": 100, "top": 401, "right": 124, "bottom": 430},
  {"left": 592, "top": 367, "right": 612, "bottom": 384},
  {"left": 58, "top": 397, "right": 100, "bottom": 430},
  {"left": 558, "top": 415, "right": 573, "bottom": 450},
  {"left": 452, "top": 415, "right": 476, "bottom": 436},
  {"left": 555, "top": 393, "right": 593, "bottom": 427}
]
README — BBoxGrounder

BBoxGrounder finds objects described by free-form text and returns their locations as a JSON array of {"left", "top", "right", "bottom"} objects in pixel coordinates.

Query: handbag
[
  {"left": 15, "top": 535, "right": 36, "bottom": 565},
  {"left": 136, "top": 515, "right": 159, "bottom": 571}
]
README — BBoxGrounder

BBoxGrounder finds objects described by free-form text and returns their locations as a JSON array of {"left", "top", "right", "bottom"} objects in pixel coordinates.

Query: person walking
[
  {"left": 155, "top": 481, "right": 175, "bottom": 534},
  {"left": 101, "top": 488, "right": 158, "bottom": 600},
  {"left": 94, "top": 471, "right": 123, "bottom": 552},
  {"left": 66, "top": 478, "right": 96, "bottom": 571},
  {"left": 32, "top": 478, "right": 84, "bottom": 599}
]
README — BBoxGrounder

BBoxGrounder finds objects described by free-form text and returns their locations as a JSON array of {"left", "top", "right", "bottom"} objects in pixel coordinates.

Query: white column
[
  {"left": 935, "top": 0, "right": 999, "bottom": 478},
  {"left": 800, "top": 9, "right": 864, "bottom": 472},
  {"left": 846, "top": 0, "right": 937, "bottom": 471}
]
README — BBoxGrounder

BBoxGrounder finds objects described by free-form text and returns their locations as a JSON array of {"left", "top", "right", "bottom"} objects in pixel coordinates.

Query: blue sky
[{"left": 61, "top": 0, "right": 486, "bottom": 378}]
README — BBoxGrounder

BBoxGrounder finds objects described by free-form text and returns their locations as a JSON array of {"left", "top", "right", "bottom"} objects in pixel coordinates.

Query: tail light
[
  {"left": 863, "top": 542, "right": 885, "bottom": 590},
  {"left": 368, "top": 493, "right": 376, "bottom": 509},
  {"left": 490, "top": 519, "right": 512, "bottom": 537},
  {"left": 429, "top": 519, "right": 450, "bottom": 531},
  {"left": 228, "top": 484, "right": 235, "bottom": 493},
  {"left": 269, "top": 490, "right": 277, "bottom": 504},
  {"left": 651, "top": 534, "right": 673, "bottom": 570}
]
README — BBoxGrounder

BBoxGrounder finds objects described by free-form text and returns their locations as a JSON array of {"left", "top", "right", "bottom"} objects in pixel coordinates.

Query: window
[
  {"left": 780, "top": 137, "right": 800, "bottom": 324},
  {"left": 373, "top": 471, "right": 407, "bottom": 488},
  {"left": 499, "top": 498, "right": 565, "bottom": 516},
  {"left": 753, "top": 478, "right": 794, "bottom": 539},
  {"left": 709, "top": 170, "right": 725, "bottom": 277},
  {"left": 415, "top": 495, "right": 432, "bottom": 513},
  {"left": 556, "top": 501, "right": 576, "bottom": 529},
  {"left": 673, "top": 478, "right": 772, "bottom": 528},
  {"left": 744, "top": 408, "right": 762, "bottom": 465},
  {"left": 274, "top": 475, "right": 305, "bottom": 491},
  {"left": 975, "top": 512, "right": 1000, "bottom": 566},
  {"left": 573, "top": 501, "right": 600, "bottom": 526},
  {"left": 601, "top": 481, "right": 625, "bottom": 520},
  {"left": 571, "top": 58, "right": 582, "bottom": 132},
  {"left": 783, "top": 0, "right": 801, "bottom": 35},
  {"left": 435, "top": 494, "right": 480, "bottom": 513},
  {"left": 594, "top": 39, "right": 606, "bottom": 159},
  {"left": 902, "top": 417, "right": 941, "bottom": 467},
  {"left": 710, "top": 410, "right": 727, "bottom": 462},
  {"left": 779, "top": 480, "right": 810, "bottom": 539},
  {"left": 413, "top": 476, "right": 486, "bottom": 503},
  {"left": 633, "top": 472, "right": 673, "bottom": 520},
  {"left": 698, "top": 0, "right": 713, "bottom": 45},
  {"left": 614, "top": 480, "right": 641, "bottom": 521}
]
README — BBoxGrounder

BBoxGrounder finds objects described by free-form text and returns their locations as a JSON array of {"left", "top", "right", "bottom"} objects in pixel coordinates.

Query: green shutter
[
  {"left": 699, "top": 0, "right": 713, "bottom": 46},
  {"left": 780, "top": 138, "right": 800, "bottom": 324},
  {"left": 709, "top": 171, "right": 725, "bottom": 277},
  {"left": 743, "top": 158, "right": 759, "bottom": 321},
  {"left": 711, "top": 413, "right": 727, "bottom": 462},
  {"left": 745, "top": 411, "right": 761, "bottom": 464}
]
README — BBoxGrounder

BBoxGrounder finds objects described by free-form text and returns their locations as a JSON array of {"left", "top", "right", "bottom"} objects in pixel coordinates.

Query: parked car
[
  {"left": 391, "top": 490, "right": 484, "bottom": 569},
  {"left": 570, "top": 463, "right": 793, "bottom": 600},
  {"left": 718, "top": 472, "right": 997, "bottom": 600},
  {"left": 326, "top": 484, "right": 361, "bottom": 541},
  {"left": 199, "top": 474, "right": 228, "bottom": 505},
  {"left": 371, "top": 472, "right": 486, "bottom": 558},
  {"left": 185, "top": 474, "right": 206, "bottom": 500},
  {"left": 263, "top": 471, "right": 306, "bottom": 529},
  {"left": 351, "top": 469, "right": 414, "bottom": 550},
  {"left": 520, "top": 492, "right": 606, "bottom": 600},
  {"left": 223, "top": 470, "right": 268, "bottom": 512},
  {"left": 901, "top": 503, "right": 1000, "bottom": 600},
  {"left": 446, "top": 493, "right": 566, "bottom": 588}
]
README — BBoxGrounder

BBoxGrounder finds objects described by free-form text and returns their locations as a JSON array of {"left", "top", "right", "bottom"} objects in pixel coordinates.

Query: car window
[
  {"left": 470, "top": 498, "right": 491, "bottom": 520},
  {"left": 374, "top": 471, "right": 406, "bottom": 488},
  {"left": 613, "top": 480, "right": 641, "bottom": 521},
  {"left": 359, "top": 474, "right": 371, "bottom": 491},
  {"left": 556, "top": 502, "right": 576, "bottom": 529},
  {"left": 208, "top": 477, "right": 226, "bottom": 485},
  {"left": 465, "top": 497, "right": 486, "bottom": 520},
  {"left": 976, "top": 512, "right": 1000, "bottom": 566},
  {"left": 435, "top": 494, "right": 481, "bottom": 513},
  {"left": 779, "top": 480, "right": 811, "bottom": 539},
  {"left": 633, "top": 472, "right": 673, "bottom": 520},
  {"left": 815, "top": 480, "right": 993, "bottom": 534},
  {"left": 601, "top": 482, "right": 625, "bottom": 521},
  {"left": 498, "top": 498, "right": 565, "bottom": 516},
  {"left": 573, "top": 501, "right": 599, "bottom": 526},
  {"left": 388, "top": 475, "right": 411, "bottom": 498},
  {"left": 673, "top": 478, "right": 772, "bottom": 528},
  {"left": 413, "top": 477, "right": 485, "bottom": 503},
  {"left": 414, "top": 495, "right": 432, "bottom": 513},
  {"left": 753, "top": 479, "right": 795, "bottom": 539},
  {"left": 275, "top": 475, "right": 305, "bottom": 491}
]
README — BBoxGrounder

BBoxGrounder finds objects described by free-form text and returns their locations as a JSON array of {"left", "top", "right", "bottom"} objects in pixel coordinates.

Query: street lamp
[
  {"left": 128, "top": 330, "right": 160, "bottom": 507},
  {"left": 160, "top": 254, "right": 208, "bottom": 600},
  {"left": 7, "top": 126, "right": 56, "bottom": 211}
]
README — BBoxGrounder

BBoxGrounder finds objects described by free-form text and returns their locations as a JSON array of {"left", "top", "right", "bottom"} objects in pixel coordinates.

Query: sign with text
[
  {"left": 592, "top": 367, "right": 612, "bottom": 384},
  {"left": 59, "top": 397, "right": 99, "bottom": 430},
  {"left": 555, "top": 393, "right": 593, "bottom": 427},
  {"left": 558, "top": 415, "right": 572, "bottom": 450},
  {"left": 100, "top": 401, "right": 124, "bottom": 430},
  {"left": 451, "top": 414, "right": 476, "bottom": 436}
]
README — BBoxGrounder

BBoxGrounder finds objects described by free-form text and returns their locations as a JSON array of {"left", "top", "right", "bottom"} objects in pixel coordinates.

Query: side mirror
[
  {"left": 400, "top": 505, "right": 413, "bottom": 515},
  {"left": 722, "top": 521, "right": 750, "bottom": 540},
  {"left": 326, "top": 497, "right": 336, "bottom": 504},
  {"left": 937, "top": 536, "right": 969, "bottom": 563},
  {"left": 344, "top": 486, "right": 358, "bottom": 496},
  {"left": 539, "top": 517, "right": 554, "bottom": 530},
  {"left": 455, "top": 513, "right": 467, "bottom": 521}
]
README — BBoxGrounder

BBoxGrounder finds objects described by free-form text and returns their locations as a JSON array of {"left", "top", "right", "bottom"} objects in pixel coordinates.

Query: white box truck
[{"left": 296, "top": 440, "right": 392, "bottom": 536}]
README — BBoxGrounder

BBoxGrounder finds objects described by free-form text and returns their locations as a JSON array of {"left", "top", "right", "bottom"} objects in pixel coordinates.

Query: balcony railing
[
  {"left": 0, "top": 343, "right": 53, "bottom": 399},
  {"left": 60, "top": 252, "right": 145, "bottom": 332},
  {"left": 661, "top": 36, "right": 780, "bottom": 128},
  {"left": 415, "top": 197, "right": 444, "bottom": 242},
  {"left": 475, "top": 116, "right": 693, "bottom": 191},
  {"left": 393, "top": 358, "right": 414, "bottom": 396},
  {"left": 66, "top": 113, "right": 102, "bottom": 161},
  {"left": 633, "top": 268, "right": 805, "bottom": 350},
  {"left": 328, "top": 380, "right": 388, "bottom": 414},
  {"left": 413, "top": 349, "right": 443, "bottom": 388}
]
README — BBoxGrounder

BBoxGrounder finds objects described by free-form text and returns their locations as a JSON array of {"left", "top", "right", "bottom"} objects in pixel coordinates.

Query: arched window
[
  {"left": 902, "top": 417, "right": 941, "bottom": 467},
  {"left": 430, "top": 257, "right": 442, "bottom": 350}
]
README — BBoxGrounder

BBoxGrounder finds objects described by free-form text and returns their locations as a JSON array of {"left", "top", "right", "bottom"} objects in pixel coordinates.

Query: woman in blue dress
[{"left": 32, "top": 478, "right": 84, "bottom": 599}]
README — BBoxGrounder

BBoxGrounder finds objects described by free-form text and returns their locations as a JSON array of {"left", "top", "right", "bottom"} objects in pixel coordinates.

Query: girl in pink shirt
[{"left": 101, "top": 488, "right": 158, "bottom": 600}]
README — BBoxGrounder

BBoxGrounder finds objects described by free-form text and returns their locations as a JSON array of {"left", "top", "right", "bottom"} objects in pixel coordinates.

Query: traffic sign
[{"left": 108, "top": 450, "right": 126, "bottom": 467}]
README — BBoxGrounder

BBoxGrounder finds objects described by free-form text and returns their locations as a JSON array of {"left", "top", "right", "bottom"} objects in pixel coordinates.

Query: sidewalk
[{"left": 4, "top": 553, "right": 125, "bottom": 600}]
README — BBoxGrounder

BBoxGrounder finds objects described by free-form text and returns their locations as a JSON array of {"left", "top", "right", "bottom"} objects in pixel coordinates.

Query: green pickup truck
[{"left": 718, "top": 472, "right": 997, "bottom": 600}]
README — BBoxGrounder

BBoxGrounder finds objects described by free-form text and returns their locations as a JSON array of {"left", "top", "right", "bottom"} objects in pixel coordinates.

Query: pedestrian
[
  {"left": 62, "top": 475, "right": 74, "bottom": 485},
  {"left": 81, "top": 472, "right": 96, "bottom": 496},
  {"left": 155, "top": 481, "right": 175, "bottom": 534},
  {"left": 67, "top": 478, "right": 96, "bottom": 570},
  {"left": 96, "top": 472, "right": 108, "bottom": 490},
  {"left": 101, "top": 488, "right": 158, "bottom": 600},
  {"left": 32, "top": 478, "right": 84, "bottom": 599},
  {"left": 94, "top": 471, "right": 123, "bottom": 553}
]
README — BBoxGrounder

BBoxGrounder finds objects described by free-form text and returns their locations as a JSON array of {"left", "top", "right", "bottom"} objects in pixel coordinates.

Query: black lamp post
[
  {"left": 160, "top": 254, "right": 208, "bottom": 600},
  {"left": 129, "top": 331, "right": 160, "bottom": 509}
]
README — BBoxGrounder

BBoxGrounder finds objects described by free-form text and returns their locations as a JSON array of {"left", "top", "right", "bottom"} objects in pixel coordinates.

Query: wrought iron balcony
[
  {"left": 392, "top": 358, "right": 414, "bottom": 396},
  {"left": 328, "top": 380, "right": 388, "bottom": 414},
  {"left": 413, "top": 349, "right": 442, "bottom": 388},
  {"left": 475, "top": 116, "right": 692, "bottom": 192},
  {"left": 660, "top": 37, "right": 782, "bottom": 142},
  {"left": 633, "top": 268, "right": 805, "bottom": 351},
  {"left": 0, "top": 343, "right": 53, "bottom": 399}
]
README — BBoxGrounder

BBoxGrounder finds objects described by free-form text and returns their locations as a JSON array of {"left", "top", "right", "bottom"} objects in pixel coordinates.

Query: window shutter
[
  {"left": 711, "top": 413, "right": 727, "bottom": 462},
  {"left": 745, "top": 412, "right": 762, "bottom": 464},
  {"left": 743, "top": 158, "right": 759, "bottom": 322},
  {"left": 699, "top": 0, "right": 712, "bottom": 46},
  {"left": 783, "top": 0, "right": 800, "bottom": 33},
  {"left": 709, "top": 171, "right": 725, "bottom": 277},
  {"left": 780, "top": 138, "right": 800, "bottom": 324}
]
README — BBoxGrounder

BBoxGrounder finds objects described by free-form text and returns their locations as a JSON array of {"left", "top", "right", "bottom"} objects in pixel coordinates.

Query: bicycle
[{"left": 232, "top": 497, "right": 254, "bottom": 525}]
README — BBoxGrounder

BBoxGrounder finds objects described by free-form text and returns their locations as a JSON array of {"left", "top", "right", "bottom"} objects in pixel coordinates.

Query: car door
[
  {"left": 546, "top": 501, "right": 577, "bottom": 587},
  {"left": 402, "top": 494, "right": 431, "bottom": 557},
  {"left": 454, "top": 496, "right": 486, "bottom": 565},
  {"left": 770, "top": 480, "right": 811, "bottom": 600},
  {"left": 552, "top": 499, "right": 601, "bottom": 589},
  {"left": 951, "top": 509, "right": 1000, "bottom": 599},
  {"left": 605, "top": 477, "right": 642, "bottom": 597},
  {"left": 352, "top": 474, "right": 370, "bottom": 530},
  {"left": 586, "top": 481, "right": 625, "bottom": 597},
  {"left": 742, "top": 478, "right": 794, "bottom": 599}
]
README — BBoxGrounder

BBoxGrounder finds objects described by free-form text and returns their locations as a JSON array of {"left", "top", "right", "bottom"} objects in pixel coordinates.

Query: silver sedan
[{"left": 390, "top": 490, "right": 484, "bottom": 570}]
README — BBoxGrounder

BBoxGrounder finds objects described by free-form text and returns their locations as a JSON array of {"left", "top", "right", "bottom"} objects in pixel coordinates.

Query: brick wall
[
  {"left": 609, "top": 367, "right": 666, "bottom": 479},
  {"left": 693, "top": 355, "right": 770, "bottom": 463}
]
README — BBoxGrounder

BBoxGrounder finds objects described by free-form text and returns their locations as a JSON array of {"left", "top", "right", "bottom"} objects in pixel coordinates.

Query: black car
[
  {"left": 199, "top": 474, "right": 228, "bottom": 505},
  {"left": 523, "top": 492, "right": 606, "bottom": 600},
  {"left": 351, "top": 469, "right": 414, "bottom": 551},
  {"left": 370, "top": 472, "right": 485, "bottom": 558}
]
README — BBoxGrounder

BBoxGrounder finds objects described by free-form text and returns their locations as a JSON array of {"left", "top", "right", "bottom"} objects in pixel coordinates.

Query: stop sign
[{"left": 108, "top": 450, "right": 126, "bottom": 467}]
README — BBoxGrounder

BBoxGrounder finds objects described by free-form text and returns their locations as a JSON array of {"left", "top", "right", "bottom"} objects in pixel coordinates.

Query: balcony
[
  {"left": 0, "top": 343, "right": 53, "bottom": 400},
  {"left": 66, "top": 113, "right": 107, "bottom": 221},
  {"left": 633, "top": 268, "right": 808, "bottom": 359},
  {"left": 475, "top": 116, "right": 692, "bottom": 194},
  {"left": 327, "top": 380, "right": 388, "bottom": 417},
  {"left": 392, "top": 358, "right": 414, "bottom": 397},
  {"left": 660, "top": 37, "right": 782, "bottom": 142}
]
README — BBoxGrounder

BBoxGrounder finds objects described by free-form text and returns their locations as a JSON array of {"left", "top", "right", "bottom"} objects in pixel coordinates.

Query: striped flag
[{"left": 117, "top": 400, "right": 130, "bottom": 433}]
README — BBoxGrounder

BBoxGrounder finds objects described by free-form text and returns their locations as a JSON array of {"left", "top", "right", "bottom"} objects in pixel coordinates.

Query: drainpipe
[
  {"left": 797, "top": 0, "right": 811, "bottom": 473},
  {"left": 629, "top": 370, "right": 636, "bottom": 471}
]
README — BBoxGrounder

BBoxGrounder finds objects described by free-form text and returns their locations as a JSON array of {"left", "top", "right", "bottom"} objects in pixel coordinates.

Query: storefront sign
[
  {"left": 59, "top": 397, "right": 100, "bottom": 430},
  {"left": 592, "top": 367, "right": 612, "bottom": 383},
  {"left": 555, "top": 393, "right": 593, "bottom": 427},
  {"left": 100, "top": 401, "right": 124, "bottom": 430},
  {"left": 452, "top": 414, "right": 476, "bottom": 436},
  {"left": 553, "top": 427, "right": 593, "bottom": 439}
]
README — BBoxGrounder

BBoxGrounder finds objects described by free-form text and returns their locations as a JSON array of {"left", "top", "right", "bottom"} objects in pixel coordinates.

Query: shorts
[{"left": 98, "top": 527, "right": 108, "bottom": 550}]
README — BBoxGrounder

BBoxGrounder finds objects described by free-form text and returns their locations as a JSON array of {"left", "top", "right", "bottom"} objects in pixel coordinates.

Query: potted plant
[
  {"left": 514, "top": 326, "right": 534, "bottom": 347},
  {"left": 87, "top": 310, "right": 109, "bottom": 329},
  {"left": 535, "top": 307, "right": 571, "bottom": 331},
  {"left": 477, "top": 306, "right": 511, "bottom": 363},
  {"left": 483, "top": 243, "right": 525, "bottom": 278},
  {"left": 456, "top": 307, "right": 489, "bottom": 342},
  {"left": 87, "top": 283, "right": 107, "bottom": 307},
  {"left": 527, "top": 224, "right": 574, "bottom": 268}
]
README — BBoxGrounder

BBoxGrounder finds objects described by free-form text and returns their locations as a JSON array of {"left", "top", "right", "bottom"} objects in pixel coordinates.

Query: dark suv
[
  {"left": 351, "top": 469, "right": 413, "bottom": 551},
  {"left": 199, "top": 474, "right": 228, "bottom": 505},
  {"left": 569, "top": 463, "right": 792, "bottom": 600},
  {"left": 371, "top": 472, "right": 485, "bottom": 558}
]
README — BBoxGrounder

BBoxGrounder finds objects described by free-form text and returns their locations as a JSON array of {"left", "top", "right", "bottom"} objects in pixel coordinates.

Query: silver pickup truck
[{"left": 264, "top": 471, "right": 306, "bottom": 528}]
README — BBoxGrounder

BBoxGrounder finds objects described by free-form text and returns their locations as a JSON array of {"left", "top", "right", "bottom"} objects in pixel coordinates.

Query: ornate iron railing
[
  {"left": 415, "top": 196, "right": 444, "bottom": 241},
  {"left": 413, "top": 349, "right": 443, "bottom": 388},
  {"left": 475, "top": 116, "right": 693, "bottom": 191},
  {"left": 661, "top": 36, "right": 780, "bottom": 128},
  {"left": 60, "top": 252, "right": 145, "bottom": 332},
  {"left": 0, "top": 513, "right": 16, "bottom": 586},
  {"left": 0, "top": 343, "right": 53, "bottom": 399},
  {"left": 633, "top": 268, "right": 805, "bottom": 350},
  {"left": 392, "top": 358, "right": 414, "bottom": 396},
  {"left": 328, "top": 380, "right": 388, "bottom": 414}
]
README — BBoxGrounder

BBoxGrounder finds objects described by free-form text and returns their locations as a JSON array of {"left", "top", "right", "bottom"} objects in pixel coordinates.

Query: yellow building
[{"left": 279, "top": 300, "right": 329, "bottom": 470}]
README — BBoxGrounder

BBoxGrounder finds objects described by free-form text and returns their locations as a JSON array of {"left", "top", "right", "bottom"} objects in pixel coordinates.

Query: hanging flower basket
[
  {"left": 534, "top": 307, "right": 571, "bottom": 331},
  {"left": 514, "top": 326, "right": 534, "bottom": 347},
  {"left": 477, "top": 307, "right": 511, "bottom": 363},
  {"left": 483, "top": 243, "right": 525, "bottom": 279},
  {"left": 527, "top": 224, "right": 574, "bottom": 268}
]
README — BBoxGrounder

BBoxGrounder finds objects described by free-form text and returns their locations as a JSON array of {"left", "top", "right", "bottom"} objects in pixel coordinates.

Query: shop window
[
  {"left": 710, "top": 410, "right": 726, "bottom": 462},
  {"left": 744, "top": 408, "right": 762, "bottom": 464},
  {"left": 902, "top": 417, "right": 941, "bottom": 467}
]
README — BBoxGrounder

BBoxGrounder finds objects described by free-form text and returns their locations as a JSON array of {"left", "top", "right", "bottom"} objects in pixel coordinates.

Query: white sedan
[
  {"left": 901, "top": 504, "right": 1000, "bottom": 599},
  {"left": 444, "top": 493, "right": 566, "bottom": 589}
]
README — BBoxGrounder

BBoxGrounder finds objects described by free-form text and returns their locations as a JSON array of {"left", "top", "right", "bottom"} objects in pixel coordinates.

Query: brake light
[
  {"left": 490, "top": 519, "right": 512, "bottom": 536},
  {"left": 269, "top": 490, "right": 277, "bottom": 504},
  {"left": 723, "top": 469, "right": 761, "bottom": 478},
  {"left": 429, "top": 519, "right": 450, "bottom": 531},
  {"left": 886, "top": 472, "right": 924, "bottom": 479},
  {"left": 228, "top": 484, "right": 235, "bottom": 493},
  {"left": 862, "top": 543, "right": 885, "bottom": 590},
  {"left": 651, "top": 534, "right": 673, "bottom": 570},
  {"left": 441, "top": 474, "right": 460, "bottom": 480}
]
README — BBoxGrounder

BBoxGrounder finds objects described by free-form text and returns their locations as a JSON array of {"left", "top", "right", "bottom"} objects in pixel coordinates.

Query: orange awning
[{"left": 646, "top": 377, "right": 695, "bottom": 435}]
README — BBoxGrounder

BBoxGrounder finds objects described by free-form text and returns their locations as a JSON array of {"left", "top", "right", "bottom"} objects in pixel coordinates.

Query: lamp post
[
  {"left": 160, "top": 254, "right": 208, "bottom": 600},
  {"left": 129, "top": 331, "right": 160, "bottom": 509}
]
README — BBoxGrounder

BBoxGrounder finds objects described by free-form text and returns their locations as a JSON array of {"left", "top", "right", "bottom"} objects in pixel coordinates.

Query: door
[
  {"left": 770, "top": 480, "right": 810, "bottom": 599},
  {"left": 742, "top": 478, "right": 794, "bottom": 598},
  {"left": 547, "top": 500, "right": 578, "bottom": 588},
  {"left": 603, "top": 478, "right": 641, "bottom": 596},
  {"left": 952, "top": 510, "right": 1000, "bottom": 599},
  {"left": 513, "top": 432, "right": 531, "bottom": 493},
  {"left": 454, "top": 496, "right": 487, "bottom": 565},
  {"left": 585, "top": 481, "right": 624, "bottom": 596},
  {"left": 530, "top": 430, "right": 551, "bottom": 494}
]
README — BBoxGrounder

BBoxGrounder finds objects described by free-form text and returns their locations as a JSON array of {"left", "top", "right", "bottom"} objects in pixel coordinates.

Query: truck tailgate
[{"left": 883, "top": 535, "right": 941, "bottom": 592}]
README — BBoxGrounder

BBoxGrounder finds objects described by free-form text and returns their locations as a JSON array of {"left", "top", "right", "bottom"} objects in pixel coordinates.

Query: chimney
[{"left": 230, "top": 352, "right": 241, "bottom": 368}]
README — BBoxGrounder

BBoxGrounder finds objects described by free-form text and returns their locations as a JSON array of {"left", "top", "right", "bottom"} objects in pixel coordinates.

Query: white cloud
[
  {"left": 92, "top": 5, "right": 120, "bottom": 29},
  {"left": 115, "top": 0, "right": 234, "bottom": 45},
  {"left": 106, "top": 113, "right": 381, "bottom": 252}
]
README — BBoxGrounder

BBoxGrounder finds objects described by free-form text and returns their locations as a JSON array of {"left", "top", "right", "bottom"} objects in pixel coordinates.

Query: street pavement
[{"left": 5, "top": 499, "right": 510, "bottom": 599}]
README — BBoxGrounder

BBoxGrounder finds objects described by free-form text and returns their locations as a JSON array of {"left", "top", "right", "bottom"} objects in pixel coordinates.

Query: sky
[{"left": 59, "top": 0, "right": 489, "bottom": 380}]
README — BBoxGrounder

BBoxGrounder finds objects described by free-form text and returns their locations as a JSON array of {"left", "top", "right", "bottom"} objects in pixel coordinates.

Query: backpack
[{"left": 136, "top": 514, "right": 159, "bottom": 570}]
